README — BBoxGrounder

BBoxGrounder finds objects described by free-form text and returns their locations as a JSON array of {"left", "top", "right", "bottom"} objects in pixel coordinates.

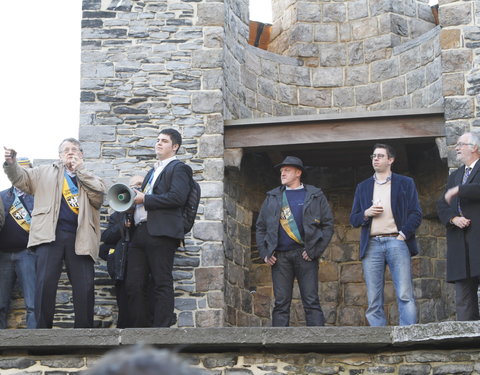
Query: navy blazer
[
  {"left": 142, "top": 160, "right": 191, "bottom": 240},
  {"left": 350, "top": 173, "right": 422, "bottom": 259}
]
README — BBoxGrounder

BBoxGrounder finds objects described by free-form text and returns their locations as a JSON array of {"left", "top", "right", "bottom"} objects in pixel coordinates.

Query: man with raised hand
[{"left": 4, "top": 139, "right": 106, "bottom": 328}]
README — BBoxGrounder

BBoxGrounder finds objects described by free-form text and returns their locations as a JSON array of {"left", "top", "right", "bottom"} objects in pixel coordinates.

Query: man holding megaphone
[{"left": 123, "top": 128, "right": 192, "bottom": 328}]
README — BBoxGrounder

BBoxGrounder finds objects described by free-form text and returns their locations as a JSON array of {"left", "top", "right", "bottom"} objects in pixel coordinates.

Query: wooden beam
[{"left": 224, "top": 109, "right": 445, "bottom": 149}]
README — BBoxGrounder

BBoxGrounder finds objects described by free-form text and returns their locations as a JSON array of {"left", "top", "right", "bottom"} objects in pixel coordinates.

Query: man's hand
[
  {"left": 264, "top": 254, "right": 277, "bottom": 266},
  {"left": 444, "top": 186, "right": 460, "bottom": 205},
  {"left": 364, "top": 204, "right": 383, "bottom": 218},
  {"left": 133, "top": 188, "right": 145, "bottom": 204},
  {"left": 4, "top": 146, "right": 17, "bottom": 165},
  {"left": 302, "top": 250, "right": 312, "bottom": 262},
  {"left": 451, "top": 216, "right": 471, "bottom": 229},
  {"left": 66, "top": 155, "right": 84, "bottom": 172}
]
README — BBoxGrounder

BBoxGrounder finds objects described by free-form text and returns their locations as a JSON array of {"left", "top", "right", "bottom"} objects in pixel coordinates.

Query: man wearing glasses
[
  {"left": 4, "top": 139, "right": 106, "bottom": 328},
  {"left": 438, "top": 132, "right": 480, "bottom": 321},
  {"left": 350, "top": 144, "right": 422, "bottom": 326}
]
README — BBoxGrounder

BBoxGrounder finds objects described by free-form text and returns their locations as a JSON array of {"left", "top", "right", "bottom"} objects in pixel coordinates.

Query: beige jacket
[{"left": 3, "top": 161, "right": 106, "bottom": 260}]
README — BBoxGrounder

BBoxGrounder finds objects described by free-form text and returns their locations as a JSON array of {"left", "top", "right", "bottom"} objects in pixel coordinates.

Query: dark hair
[
  {"left": 373, "top": 143, "right": 395, "bottom": 159},
  {"left": 86, "top": 345, "right": 208, "bottom": 375},
  {"left": 58, "top": 138, "right": 83, "bottom": 153},
  {"left": 159, "top": 128, "right": 182, "bottom": 154}
]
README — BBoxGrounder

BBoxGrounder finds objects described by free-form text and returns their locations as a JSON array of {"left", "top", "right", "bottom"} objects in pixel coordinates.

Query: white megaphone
[{"left": 107, "top": 183, "right": 136, "bottom": 212}]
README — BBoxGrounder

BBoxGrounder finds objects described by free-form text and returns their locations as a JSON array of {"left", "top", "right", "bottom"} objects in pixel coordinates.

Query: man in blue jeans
[
  {"left": 350, "top": 144, "right": 422, "bottom": 326},
  {"left": 0, "top": 157, "right": 36, "bottom": 328},
  {"left": 256, "top": 156, "right": 334, "bottom": 326}
]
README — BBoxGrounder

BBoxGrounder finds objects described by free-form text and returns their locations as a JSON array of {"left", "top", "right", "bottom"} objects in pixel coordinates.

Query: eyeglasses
[
  {"left": 370, "top": 154, "right": 387, "bottom": 160},
  {"left": 455, "top": 142, "right": 474, "bottom": 148},
  {"left": 61, "top": 147, "right": 81, "bottom": 154}
]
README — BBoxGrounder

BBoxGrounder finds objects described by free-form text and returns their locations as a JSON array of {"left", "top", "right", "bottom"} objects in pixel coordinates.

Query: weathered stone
[
  {"left": 333, "top": 87, "right": 355, "bottom": 107},
  {"left": 297, "top": 2, "right": 322, "bottom": 22},
  {"left": 440, "top": 29, "right": 461, "bottom": 49},
  {"left": 346, "top": 66, "right": 369, "bottom": 86},
  {"left": 441, "top": 50, "right": 473, "bottom": 73},
  {"left": 439, "top": 2, "right": 472, "bottom": 27},
  {"left": 348, "top": 42, "right": 364, "bottom": 65},
  {"left": 197, "top": 2, "right": 224, "bottom": 26},
  {"left": 320, "top": 44, "right": 347, "bottom": 67},
  {"left": 406, "top": 68, "right": 426, "bottom": 94},
  {"left": 355, "top": 83, "right": 381, "bottom": 106},
  {"left": 298, "top": 88, "right": 332, "bottom": 107},
  {"left": 371, "top": 59, "right": 399, "bottom": 82},
  {"left": 193, "top": 221, "right": 223, "bottom": 241},
  {"left": 382, "top": 77, "right": 405, "bottom": 100},
  {"left": 314, "top": 24, "right": 337, "bottom": 42},
  {"left": 442, "top": 73, "right": 465, "bottom": 96},
  {"left": 351, "top": 17, "right": 378, "bottom": 40},
  {"left": 348, "top": 0, "right": 368, "bottom": 20},
  {"left": 312, "top": 67, "right": 343, "bottom": 87},
  {"left": 444, "top": 97, "right": 475, "bottom": 120}
]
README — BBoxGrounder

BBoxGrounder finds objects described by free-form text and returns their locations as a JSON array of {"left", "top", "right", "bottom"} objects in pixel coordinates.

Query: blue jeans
[
  {"left": 271, "top": 249, "right": 325, "bottom": 326},
  {"left": 0, "top": 250, "right": 37, "bottom": 329},
  {"left": 362, "top": 237, "right": 417, "bottom": 326}
]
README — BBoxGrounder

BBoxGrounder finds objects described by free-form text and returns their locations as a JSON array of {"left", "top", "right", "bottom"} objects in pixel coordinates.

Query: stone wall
[
  {"left": 440, "top": 0, "right": 478, "bottom": 165},
  {"left": 269, "top": 0, "right": 436, "bottom": 60},
  {"left": 1, "top": 323, "right": 480, "bottom": 374},
  {"left": 224, "top": 0, "right": 442, "bottom": 119}
]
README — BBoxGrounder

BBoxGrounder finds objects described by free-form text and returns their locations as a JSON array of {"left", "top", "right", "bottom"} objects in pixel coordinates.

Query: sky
[{"left": 0, "top": 1, "right": 271, "bottom": 190}]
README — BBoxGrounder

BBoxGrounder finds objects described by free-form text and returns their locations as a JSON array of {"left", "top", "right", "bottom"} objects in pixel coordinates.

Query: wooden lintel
[{"left": 225, "top": 113, "right": 445, "bottom": 149}]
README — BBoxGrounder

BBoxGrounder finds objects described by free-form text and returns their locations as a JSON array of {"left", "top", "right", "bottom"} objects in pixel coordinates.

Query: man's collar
[
  {"left": 466, "top": 158, "right": 479, "bottom": 169},
  {"left": 285, "top": 183, "right": 304, "bottom": 191},
  {"left": 154, "top": 155, "right": 177, "bottom": 169}
]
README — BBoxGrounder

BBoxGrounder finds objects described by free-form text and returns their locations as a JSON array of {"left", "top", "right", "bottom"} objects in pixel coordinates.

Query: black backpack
[{"left": 168, "top": 160, "right": 201, "bottom": 234}]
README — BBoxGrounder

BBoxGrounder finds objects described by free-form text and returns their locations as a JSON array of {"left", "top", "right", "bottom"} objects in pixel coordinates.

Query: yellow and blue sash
[
  {"left": 279, "top": 191, "right": 304, "bottom": 245},
  {"left": 9, "top": 190, "right": 31, "bottom": 232},
  {"left": 62, "top": 172, "right": 79, "bottom": 214}
]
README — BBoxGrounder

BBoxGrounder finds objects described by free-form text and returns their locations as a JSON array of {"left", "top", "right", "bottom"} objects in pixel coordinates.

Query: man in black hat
[{"left": 256, "top": 156, "right": 334, "bottom": 326}]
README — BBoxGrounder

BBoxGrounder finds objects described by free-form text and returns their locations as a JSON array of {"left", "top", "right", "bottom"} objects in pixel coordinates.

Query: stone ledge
[{"left": 0, "top": 322, "right": 480, "bottom": 354}]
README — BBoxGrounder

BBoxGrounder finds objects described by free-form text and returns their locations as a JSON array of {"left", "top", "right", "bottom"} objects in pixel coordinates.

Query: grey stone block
[
  {"left": 193, "top": 221, "right": 224, "bottom": 241},
  {"left": 81, "top": 62, "right": 115, "bottom": 79},
  {"left": 444, "top": 97, "right": 475, "bottom": 120},
  {"left": 346, "top": 66, "right": 369, "bottom": 86},
  {"left": 79, "top": 125, "right": 116, "bottom": 141},
  {"left": 382, "top": 77, "right": 406, "bottom": 101},
  {"left": 348, "top": 0, "right": 368, "bottom": 20},
  {"left": 298, "top": 88, "right": 332, "bottom": 107},
  {"left": 391, "top": 14, "right": 408, "bottom": 37},
  {"left": 204, "top": 26, "right": 224, "bottom": 48},
  {"left": 348, "top": 42, "right": 364, "bottom": 65},
  {"left": 314, "top": 24, "right": 337, "bottom": 42},
  {"left": 371, "top": 58, "right": 399, "bottom": 82},
  {"left": 320, "top": 44, "right": 346, "bottom": 66},
  {"left": 312, "top": 67, "right": 343, "bottom": 87},
  {"left": 297, "top": 2, "right": 322, "bottom": 22},
  {"left": 279, "top": 65, "right": 311, "bottom": 86},
  {"left": 192, "top": 91, "right": 223, "bottom": 114},
  {"left": 441, "top": 50, "right": 473, "bottom": 73},
  {"left": 406, "top": 67, "right": 425, "bottom": 94},
  {"left": 351, "top": 17, "right": 379, "bottom": 40},
  {"left": 323, "top": 3, "right": 346, "bottom": 23},
  {"left": 277, "top": 84, "right": 298, "bottom": 105},
  {"left": 333, "top": 87, "right": 355, "bottom": 107},
  {"left": 291, "top": 23, "right": 313, "bottom": 43},
  {"left": 193, "top": 48, "right": 223, "bottom": 68},
  {"left": 355, "top": 84, "right": 381, "bottom": 106}
]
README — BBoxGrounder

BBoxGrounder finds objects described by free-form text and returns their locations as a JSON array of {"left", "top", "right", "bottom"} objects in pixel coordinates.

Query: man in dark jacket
[
  {"left": 128, "top": 128, "right": 191, "bottom": 327},
  {"left": 0, "top": 157, "right": 36, "bottom": 328},
  {"left": 256, "top": 156, "right": 334, "bottom": 326},
  {"left": 437, "top": 132, "right": 480, "bottom": 321},
  {"left": 350, "top": 144, "right": 421, "bottom": 326}
]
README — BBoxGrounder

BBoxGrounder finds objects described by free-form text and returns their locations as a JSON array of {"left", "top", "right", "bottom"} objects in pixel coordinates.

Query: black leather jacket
[{"left": 256, "top": 184, "right": 334, "bottom": 260}]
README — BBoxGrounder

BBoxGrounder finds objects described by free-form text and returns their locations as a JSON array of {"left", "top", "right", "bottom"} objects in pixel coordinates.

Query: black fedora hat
[{"left": 274, "top": 156, "right": 306, "bottom": 174}]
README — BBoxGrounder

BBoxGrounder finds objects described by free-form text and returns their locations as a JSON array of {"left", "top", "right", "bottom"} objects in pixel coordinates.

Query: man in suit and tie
[
  {"left": 126, "top": 128, "right": 192, "bottom": 327},
  {"left": 438, "top": 132, "right": 480, "bottom": 321},
  {"left": 350, "top": 144, "right": 422, "bottom": 326}
]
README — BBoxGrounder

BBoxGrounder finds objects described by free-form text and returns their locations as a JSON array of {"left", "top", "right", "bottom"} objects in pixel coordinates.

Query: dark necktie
[
  {"left": 462, "top": 167, "right": 472, "bottom": 185},
  {"left": 458, "top": 167, "right": 472, "bottom": 215}
]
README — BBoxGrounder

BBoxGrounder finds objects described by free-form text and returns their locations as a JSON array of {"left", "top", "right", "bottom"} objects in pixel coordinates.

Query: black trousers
[
  {"left": 455, "top": 277, "right": 480, "bottom": 321},
  {"left": 125, "top": 224, "right": 178, "bottom": 327},
  {"left": 35, "top": 230, "right": 95, "bottom": 328},
  {"left": 271, "top": 249, "right": 325, "bottom": 327}
]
